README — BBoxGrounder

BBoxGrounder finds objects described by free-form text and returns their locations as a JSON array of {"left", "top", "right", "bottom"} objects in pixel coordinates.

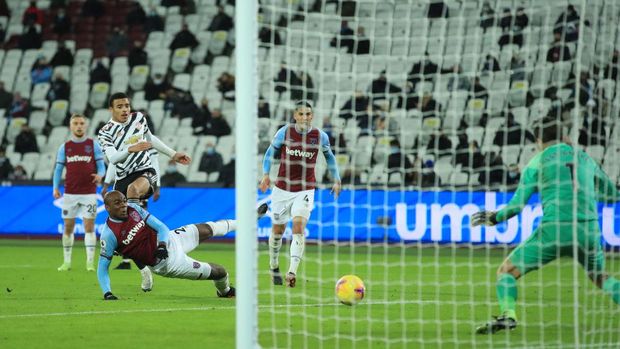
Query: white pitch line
[{"left": 0, "top": 300, "right": 430, "bottom": 319}]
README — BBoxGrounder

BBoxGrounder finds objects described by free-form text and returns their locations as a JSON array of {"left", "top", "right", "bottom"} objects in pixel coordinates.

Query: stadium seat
[
  {"left": 89, "top": 83, "right": 110, "bottom": 109},
  {"left": 48, "top": 100, "right": 69, "bottom": 127},
  {"left": 209, "top": 31, "right": 228, "bottom": 56},
  {"left": 171, "top": 48, "right": 191, "bottom": 73},
  {"left": 129, "top": 65, "right": 150, "bottom": 91}
]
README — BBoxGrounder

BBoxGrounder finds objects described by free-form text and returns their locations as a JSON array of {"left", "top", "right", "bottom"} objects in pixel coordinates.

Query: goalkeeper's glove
[
  {"left": 154, "top": 242, "right": 168, "bottom": 261},
  {"left": 103, "top": 292, "right": 118, "bottom": 300},
  {"left": 471, "top": 211, "right": 498, "bottom": 227}
]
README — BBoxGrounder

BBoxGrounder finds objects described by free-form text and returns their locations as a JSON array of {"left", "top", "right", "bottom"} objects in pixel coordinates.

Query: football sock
[
  {"left": 207, "top": 220, "right": 236, "bottom": 236},
  {"left": 214, "top": 273, "right": 230, "bottom": 294},
  {"left": 122, "top": 258, "right": 131, "bottom": 263},
  {"left": 497, "top": 273, "right": 518, "bottom": 320},
  {"left": 288, "top": 234, "right": 305, "bottom": 275},
  {"left": 62, "top": 234, "right": 74, "bottom": 264},
  {"left": 603, "top": 277, "right": 620, "bottom": 305},
  {"left": 84, "top": 232, "right": 96, "bottom": 264},
  {"left": 269, "top": 233, "right": 283, "bottom": 270}
]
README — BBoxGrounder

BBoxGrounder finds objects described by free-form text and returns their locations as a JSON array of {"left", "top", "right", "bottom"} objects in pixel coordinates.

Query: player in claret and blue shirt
[
  {"left": 260, "top": 100, "right": 341, "bottom": 288},
  {"left": 97, "top": 190, "right": 268, "bottom": 300}
]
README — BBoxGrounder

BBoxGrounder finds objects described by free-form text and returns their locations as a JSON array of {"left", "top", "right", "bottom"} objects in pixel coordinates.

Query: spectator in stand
[
  {"left": 128, "top": 40, "right": 148, "bottom": 68},
  {"left": 204, "top": 109, "right": 231, "bottom": 137},
  {"left": 330, "top": 20, "right": 354, "bottom": 53},
  {"left": 50, "top": 41, "right": 74, "bottom": 67},
  {"left": 370, "top": 70, "right": 402, "bottom": 101},
  {"left": 493, "top": 111, "right": 536, "bottom": 146},
  {"left": 481, "top": 54, "right": 501, "bottom": 72},
  {"left": 52, "top": 8, "right": 72, "bottom": 36},
  {"left": 19, "top": 24, "right": 42, "bottom": 50},
  {"left": 144, "top": 73, "right": 171, "bottom": 101},
  {"left": 498, "top": 8, "right": 512, "bottom": 31},
  {"left": 387, "top": 139, "right": 414, "bottom": 183},
  {"left": 126, "top": 1, "right": 146, "bottom": 28},
  {"left": 480, "top": 1, "right": 495, "bottom": 31},
  {"left": 217, "top": 156, "right": 235, "bottom": 188},
  {"left": 8, "top": 165, "right": 28, "bottom": 181},
  {"left": 170, "top": 90, "right": 199, "bottom": 119},
  {"left": 182, "top": 0, "right": 196, "bottom": 15},
  {"left": 160, "top": 159, "right": 187, "bottom": 187},
  {"left": 447, "top": 65, "right": 470, "bottom": 91},
  {"left": 604, "top": 50, "right": 619, "bottom": 81},
  {"left": 579, "top": 112, "right": 607, "bottom": 147},
  {"left": 418, "top": 159, "right": 440, "bottom": 188},
  {"left": 207, "top": 6, "right": 233, "bottom": 32},
  {"left": 554, "top": 4, "right": 580, "bottom": 42},
  {"left": 509, "top": 53, "right": 526, "bottom": 82},
  {"left": 0, "top": 81, "right": 13, "bottom": 110},
  {"left": 479, "top": 153, "right": 507, "bottom": 188},
  {"left": 9, "top": 93, "right": 29, "bottom": 118},
  {"left": 89, "top": 59, "right": 111, "bottom": 85},
  {"left": 198, "top": 142, "right": 223, "bottom": 175},
  {"left": 144, "top": 5, "right": 164, "bottom": 32},
  {"left": 22, "top": 1, "right": 44, "bottom": 26},
  {"left": 46, "top": 73, "right": 70, "bottom": 102},
  {"left": 455, "top": 140, "right": 485, "bottom": 173},
  {"left": 273, "top": 62, "right": 298, "bottom": 96},
  {"left": 259, "top": 26, "right": 282, "bottom": 46},
  {"left": 470, "top": 77, "right": 489, "bottom": 101},
  {"left": 217, "top": 72, "right": 235, "bottom": 101},
  {"left": 106, "top": 27, "right": 129, "bottom": 59},
  {"left": 405, "top": 90, "right": 440, "bottom": 118},
  {"left": 514, "top": 7, "right": 529, "bottom": 29},
  {"left": 160, "top": 0, "right": 182, "bottom": 7},
  {"left": 354, "top": 26, "right": 370, "bottom": 55},
  {"left": 258, "top": 97, "right": 270, "bottom": 118},
  {"left": 427, "top": 1, "right": 449, "bottom": 18},
  {"left": 0, "top": 23, "right": 5, "bottom": 43},
  {"left": 82, "top": 0, "right": 104, "bottom": 19},
  {"left": 169, "top": 24, "right": 199, "bottom": 50},
  {"left": 51, "top": 0, "right": 67, "bottom": 9},
  {"left": 290, "top": 71, "right": 316, "bottom": 102},
  {"left": 0, "top": 0, "right": 9, "bottom": 17},
  {"left": 408, "top": 52, "right": 439, "bottom": 88},
  {"left": 31, "top": 57, "right": 52, "bottom": 84},
  {"left": 546, "top": 31, "right": 571, "bottom": 62},
  {"left": 0, "top": 147, "right": 14, "bottom": 180},
  {"left": 15, "top": 125, "right": 39, "bottom": 154},
  {"left": 339, "top": 90, "right": 370, "bottom": 120},
  {"left": 505, "top": 163, "right": 520, "bottom": 189}
]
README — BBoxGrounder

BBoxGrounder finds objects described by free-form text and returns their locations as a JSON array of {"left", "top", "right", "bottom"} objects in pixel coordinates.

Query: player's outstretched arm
[
  {"left": 320, "top": 129, "right": 341, "bottom": 199},
  {"left": 52, "top": 144, "right": 66, "bottom": 199},
  {"left": 98, "top": 228, "right": 119, "bottom": 300}
]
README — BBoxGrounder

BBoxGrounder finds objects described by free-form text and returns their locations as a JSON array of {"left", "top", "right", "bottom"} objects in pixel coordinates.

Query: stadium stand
[{"left": 0, "top": 0, "right": 618, "bottom": 191}]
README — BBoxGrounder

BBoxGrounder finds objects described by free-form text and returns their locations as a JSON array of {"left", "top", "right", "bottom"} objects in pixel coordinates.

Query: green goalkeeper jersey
[{"left": 496, "top": 143, "right": 620, "bottom": 223}]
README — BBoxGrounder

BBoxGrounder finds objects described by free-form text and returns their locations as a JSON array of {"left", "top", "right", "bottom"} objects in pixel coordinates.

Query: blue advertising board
[{"left": 0, "top": 186, "right": 618, "bottom": 246}]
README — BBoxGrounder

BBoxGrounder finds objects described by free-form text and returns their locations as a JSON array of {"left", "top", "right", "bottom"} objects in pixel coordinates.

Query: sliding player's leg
[{"left": 151, "top": 224, "right": 235, "bottom": 297}]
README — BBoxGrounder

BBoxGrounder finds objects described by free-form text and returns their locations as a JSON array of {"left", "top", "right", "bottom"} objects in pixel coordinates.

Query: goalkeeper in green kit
[{"left": 472, "top": 117, "right": 620, "bottom": 334}]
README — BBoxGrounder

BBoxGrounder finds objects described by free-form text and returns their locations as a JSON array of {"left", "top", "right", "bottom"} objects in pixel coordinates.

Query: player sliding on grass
[
  {"left": 472, "top": 117, "right": 620, "bottom": 334},
  {"left": 97, "top": 190, "right": 268, "bottom": 300},
  {"left": 260, "top": 100, "right": 341, "bottom": 287}
]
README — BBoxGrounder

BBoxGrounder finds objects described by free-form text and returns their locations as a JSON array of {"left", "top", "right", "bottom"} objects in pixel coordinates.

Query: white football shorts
[
  {"left": 150, "top": 224, "right": 213, "bottom": 280},
  {"left": 270, "top": 187, "right": 315, "bottom": 224},
  {"left": 61, "top": 194, "right": 98, "bottom": 219}
]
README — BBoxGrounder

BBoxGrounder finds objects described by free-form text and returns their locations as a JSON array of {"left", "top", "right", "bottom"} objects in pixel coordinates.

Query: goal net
[{"left": 253, "top": 0, "right": 620, "bottom": 347}]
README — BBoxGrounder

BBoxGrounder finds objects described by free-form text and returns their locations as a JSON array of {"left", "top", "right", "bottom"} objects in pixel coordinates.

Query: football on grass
[{"left": 335, "top": 275, "right": 365, "bottom": 306}]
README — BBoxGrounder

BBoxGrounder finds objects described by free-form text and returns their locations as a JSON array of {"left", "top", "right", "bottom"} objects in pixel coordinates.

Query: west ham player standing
[
  {"left": 53, "top": 114, "right": 106, "bottom": 271},
  {"left": 97, "top": 190, "right": 268, "bottom": 299},
  {"left": 259, "top": 101, "right": 341, "bottom": 287}
]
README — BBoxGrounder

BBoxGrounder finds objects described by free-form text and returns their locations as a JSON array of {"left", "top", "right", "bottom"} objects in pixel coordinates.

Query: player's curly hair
[{"left": 108, "top": 92, "right": 129, "bottom": 107}]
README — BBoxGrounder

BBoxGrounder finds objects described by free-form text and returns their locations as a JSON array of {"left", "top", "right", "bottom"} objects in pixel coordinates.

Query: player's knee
[
  {"left": 273, "top": 224, "right": 286, "bottom": 236},
  {"left": 589, "top": 272, "right": 607, "bottom": 289},
  {"left": 497, "top": 261, "right": 521, "bottom": 279},
  {"left": 208, "top": 263, "right": 227, "bottom": 280}
]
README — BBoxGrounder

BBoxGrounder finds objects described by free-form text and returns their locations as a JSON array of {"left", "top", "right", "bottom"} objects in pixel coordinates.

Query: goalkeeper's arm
[{"left": 593, "top": 161, "right": 620, "bottom": 203}]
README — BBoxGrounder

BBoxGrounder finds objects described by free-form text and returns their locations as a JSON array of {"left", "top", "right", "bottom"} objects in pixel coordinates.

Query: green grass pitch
[{"left": 1, "top": 239, "right": 619, "bottom": 349}]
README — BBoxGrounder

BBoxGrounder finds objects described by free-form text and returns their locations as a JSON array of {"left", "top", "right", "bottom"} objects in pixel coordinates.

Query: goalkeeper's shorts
[{"left": 508, "top": 221, "right": 604, "bottom": 276}]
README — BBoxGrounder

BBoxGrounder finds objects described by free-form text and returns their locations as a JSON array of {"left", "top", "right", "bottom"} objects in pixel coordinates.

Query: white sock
[
  {"left": 62, "top": 234, "right": 74, "bottom": 264},
  {"left": 122, "top": 258, "right": 131, "bottom": 263},
  {"left": 269, "top": 233, "right": 283, "bottom": 270},
  {"left": 84, "top": 232, "right": 96, "bottom": 264},
  {"left": 207, "top": 220, "right": 237, "bottom": 236},
  {"left": 288, "top": 234, "right": 305, "bottom": 275},
  {"left": 213, "top": 273, "right": 230, "bottom": 294}
]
